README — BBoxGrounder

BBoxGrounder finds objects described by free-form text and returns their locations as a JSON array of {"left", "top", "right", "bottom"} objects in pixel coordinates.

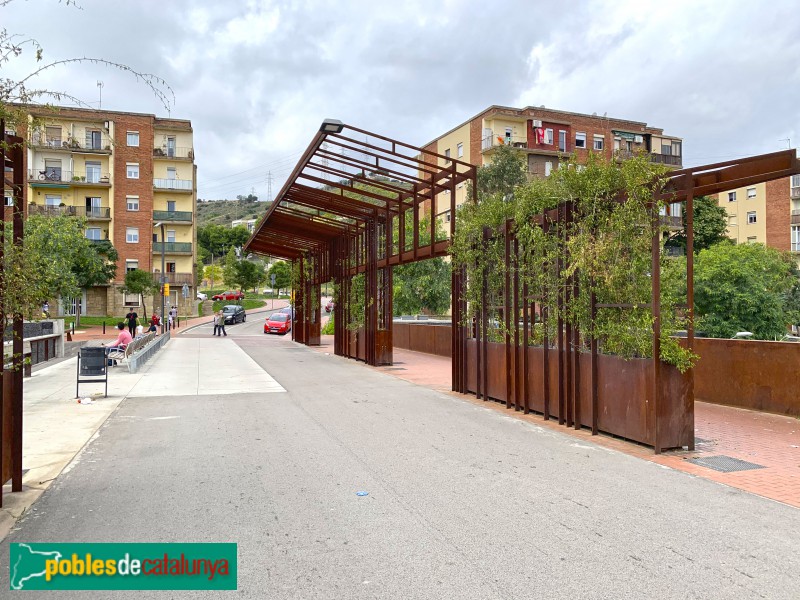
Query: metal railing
[
  {"left": 31, "top": 133, "right": 111, "bottom": 152},
  {"left": 659, "top": 215, "right": 683, "bottom": 227},
  {"left": 153, "top": 146, "right": 194, "bottom": 160},
  {"left": 153, "top": 178, "right": 192, "bottom": 191},
  {"left": 27, "top": 169, "right": 110, "bottom": 184},
  {"left": 649, "top": 153, "right": 683, "bottom": 166},
  {"left": 28, "top": 204, "right": 111, "bottom": 219},
  {"left": 153, "top": 210, "right": 193, "bottom": 222},
  {"left": 150, "top": 272, "right": 194, "bottom": 285},
  {"left": 152, "top": 241, "right": 193, "bottom": 253},
  {"left": 481, "top": 132, "right": 529, "bottom": 151}
]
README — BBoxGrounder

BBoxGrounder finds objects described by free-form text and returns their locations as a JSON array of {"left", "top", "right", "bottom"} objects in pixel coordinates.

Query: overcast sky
[{"left": 3, "top": 0, "right": 799, "bottom": 200}]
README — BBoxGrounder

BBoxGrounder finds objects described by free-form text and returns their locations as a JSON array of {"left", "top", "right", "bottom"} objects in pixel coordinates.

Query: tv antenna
[{"left": 97, "top": 81, "right": 104, "bottom": 108}]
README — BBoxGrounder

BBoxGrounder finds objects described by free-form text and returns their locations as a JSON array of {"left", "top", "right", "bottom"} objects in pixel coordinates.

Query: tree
[
  {"left": 222, "top": 247, "right": 239, "bottom": 290},
  {"left": 667, "top": 195, "right": 730, "bottom": 253},
  {"left": 476, "top": 144, "right": 528, "bottom": 198},
  {"left": 393, "top": 259, "right": 451, "bottom": 316},
  {"left": 693, "top": 242, "right": 799, "bottom": 339},
  {"left": 204, "top": 264, "right": 223, "bottom": 290},
  {"left": 121, "top": 269, "right": 159, "bottom": 320},
  {"left": 269, "top": 261, "right": 291, "bottom": 294},
  {"left": 236, "top": 193, "right": 258, "bottom": 203},
  {"left": 234, "top": 259, "right": 263, "bottom": 293},
  {"left": 197, "top": 224, "right": 251, "bottom": 261}
]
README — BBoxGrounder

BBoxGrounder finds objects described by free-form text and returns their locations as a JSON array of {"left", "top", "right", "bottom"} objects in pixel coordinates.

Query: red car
[
  {"left": 212, "top": 290, "right": 245, "bottom": 301},
  {"left": 264, "top": 312, "right": 291, "bottom": 335}
]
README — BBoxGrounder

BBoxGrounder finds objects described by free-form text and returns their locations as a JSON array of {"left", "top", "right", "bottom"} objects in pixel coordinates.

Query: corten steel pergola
[
  {"left": 246, "top": 120, "right": 799, "bottom": 452},
  {"left": 245, "top": 120, "right": 476, "bottom": 383}
]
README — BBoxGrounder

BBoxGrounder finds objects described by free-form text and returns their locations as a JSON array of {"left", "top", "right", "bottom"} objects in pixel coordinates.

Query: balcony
[
  {"left": 30, "top": 134, "right": 112, "bottom": 154},
  {"left": 152, "top": 241, "right": 193, "bottom": 254},
  {"left": 153, "top": 146, "right": 194, "bottom": 160},
  {"left": 27, "top": 204, "right": 111, "bottom": 219},
  {"left": 791, "top": 187, "right": 800, "bottom": 200},
  {"left": 791, "top": 209, "right": 800, "bottom": 225},
  {"left": 659, "top": 215, "right": 683, "bottom": 228},
  {"left": 481, "top": 131, "right": 529, "bottom": 151},
  {"left": 153, "top": 178, "right": 193, "bottom": 192},
  {"left": 151, "top": 272, "right": 194, "bottom": 285},
  {"left": 615, "top": 151, "right": 682, "bottom": 167},
  {"left": 153, "top": 210, "right": 193, "bottom": 223},
  {"left": 27, "top": 169, "right": 111, "bottom": 186}
]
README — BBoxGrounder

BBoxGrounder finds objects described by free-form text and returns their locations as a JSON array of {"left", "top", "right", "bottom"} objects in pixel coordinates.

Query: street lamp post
[{"left": 155, "top": 221, "right": 166, "bottom": 334}]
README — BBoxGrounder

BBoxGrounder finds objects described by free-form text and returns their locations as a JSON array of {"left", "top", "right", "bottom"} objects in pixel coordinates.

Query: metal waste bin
[{"left": 76, "top": 346, "right": 107, "bottom": 398}]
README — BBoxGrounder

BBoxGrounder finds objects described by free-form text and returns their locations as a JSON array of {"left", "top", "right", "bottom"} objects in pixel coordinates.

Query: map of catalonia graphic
[{"left": 10, "top": 544, "right": 63, "bottom": 590}]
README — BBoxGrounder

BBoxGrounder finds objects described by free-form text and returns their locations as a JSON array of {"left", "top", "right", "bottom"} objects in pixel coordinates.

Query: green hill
[{"left": 196, "top": 199, "right": 272, "bottom": 227}]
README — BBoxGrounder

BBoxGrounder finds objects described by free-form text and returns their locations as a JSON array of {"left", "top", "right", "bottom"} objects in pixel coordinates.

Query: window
[
  {"left": 166, "top": 229, "right": 176, "bottom": 243},
  {"left": 444, "top": 211, "right": 451, "bottom": 223},
  {"left": 792, "top": 225, "right": 800, "bottom": 252},
  {"left": 505, "top": 127, "right": 512, "bottom": 144},
  {"left": 747, "top": 187, "right": 756, "bottom": 199},
  {"left": 127, "top": 131, "right": 139, "bottom": 147},
  {"left": 545, "top": 129, "right": 553, "bottom": 145},
  {"left": 166, "top": 200, "right": 176, "bottom": 212},
  {"left": 593, "top": 135, "right": 604, "bottom": 151},
  {"left": 126, "top": 227, "right": 139, "bottom": 243},
  {"left": 166, "top": 262, "right": 176, "bottom": 273},
  {"left": 614, "top": 138, "right": 621, "bottom": 151},
  {"left": 728, "top": 214, "right": 737, "bottom": 227},
  {"left": 45, "top": 126, "right": 62, "bottom": 147},
  {"left": 85, "top": 227, "right": 101, "bottom": 240},
  {"left": 45, "top": 194, "right": 61, "bottom": 207},
  {"left": 85, "top": 161, "right": 101, "bottom": 183},
  {"left": 575, "top": 132, "right": 586, "bottom": 149},
  {"left": 86, "top": 130, "right": 102, "bottom": 150},
  {"left": 86, "top": 196, "right": 101, "bottom": 217},
  {"left": 669, "top": 202, "right": 682, "bottom": 219},
  {"left": 4, "top": 195, "right": 12, "bottom": 206},
  {"left": 123, "top": 292, "right": 140, "bottom": 306},
  {"left": 44, "top": 159, "right": 62, "bottom": 180},
  {"left": 558, "top": 130, "right": 566, "bottom": 152},
  {"left": 166, "top": 167, "right": 177, "bottom": 180},
  {"left": 166, "top": 136, "right": 176, "bottom": 158},
  {"left": 457, "top": 142, "right": 463, "bottom": 158},
  {"left": 545, "top": 161, "right": 553, "bottom": 177},
  {"left": 444, "top": 148, "right": 450, "bottom": 162},
  {"left": 127, "top": 163, "right": 139, "bottom": 179},
  {"left": 671, "top": 141, "right": 681, "bottom": 157},
  {"left": 747, "top": 236, "right": 757, "bottom": 243},
  {"left": 127, "top": 195, "right": 139, "bottom": 211},
  {"left": 792, "top": 175, "right": 800, "bottom": 187},
  {"left": 126, "top": 260, "right": 138, "bottom": 272},
  {"left": 728, "top": 191, "right": 737, "bottom": 202},
  {"left": 747, "top": 211, "right": 757, "bottom": 224}
]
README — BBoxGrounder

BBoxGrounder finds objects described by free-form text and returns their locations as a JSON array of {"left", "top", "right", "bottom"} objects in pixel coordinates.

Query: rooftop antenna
[
  {"left": 97, "top": 80, "right": 104, "bottom": 109},
  {"left": 779, "top": 138, "right": 791, "bottom": 149}
]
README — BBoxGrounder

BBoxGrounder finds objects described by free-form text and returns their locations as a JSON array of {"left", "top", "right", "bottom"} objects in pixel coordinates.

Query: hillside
[{"left": 196, "top": 199, "right": 272, "bottom": 227}]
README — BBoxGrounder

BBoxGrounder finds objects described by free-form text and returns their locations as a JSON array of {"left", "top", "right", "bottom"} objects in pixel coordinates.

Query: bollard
[
  {"left": 177, "top": 317, "right": 180, "bottom": 328},
  {"left": 102, "top": 321, "right": 106, "bottom": 334}
]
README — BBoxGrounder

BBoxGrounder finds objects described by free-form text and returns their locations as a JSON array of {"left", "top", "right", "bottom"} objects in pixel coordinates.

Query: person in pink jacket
[{"left": 104, "top": 322, "right": 132, "bottom": 363}]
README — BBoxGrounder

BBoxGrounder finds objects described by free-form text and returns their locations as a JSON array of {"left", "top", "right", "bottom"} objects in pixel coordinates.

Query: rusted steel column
[
  {"left": 573, "top": 273, "right": 581, "bottom": 430},
  {"left": 522, "top": 283, "right": 530, "bottom": 415},
  {"left": 542, "top": 211, "right": 551, "bottom": 421},
  {"left": 481, "top": 227, "right": 489, "bottom": 401},
  {"left": 651, "top": 204, "right": 662, "bottom": 454},
  {"left": 11, "top": 136, "right": 24, "bottom": 491},
  {"left": 1, "top": 122, "right": 6, "bottom": 507},
  {"left": 413, "top": 185, "right": 419, "bottom": 261},
  {"left": 557, "top": 206, "right": 565, "bottom": 425},
  {"left": 504, "top": 219, "right": 512, "bottom": 409},
  {"left": 590, "top": 286, "right": 598, "bottom": 435},
  {"left": 685, "top": 180, "right": 696, "bottom": 451},
  {"left": 513, "top": 233, "right": 521, "bottom": 411}
]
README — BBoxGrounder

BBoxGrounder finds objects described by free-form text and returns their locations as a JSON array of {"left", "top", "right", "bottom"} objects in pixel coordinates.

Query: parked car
[
  {"left": 264, "top": 312, "right": 291, "bottom": 335},
  {"left": 197, "top": 291, "right": 208, "bottom": 301},
  {"left": 325, "top": 300, "right": 334, "bottom": 313},
  {"left": 212, "top": 290, "right": 245, "bottom": 301},
  {"left": 222, "top": 304, "right": 246, "bottom": 324},
  {"left": 278, "top": 305, "right": 295, "bottom": 320}
]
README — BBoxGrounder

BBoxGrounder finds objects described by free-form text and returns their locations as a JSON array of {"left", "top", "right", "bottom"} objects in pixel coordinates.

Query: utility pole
[
  {"left": 97, "top": 81, "right": 104, "bottom": 109},
  {"left": 267, "top": 171, "right": 273, "bottom": 202}
]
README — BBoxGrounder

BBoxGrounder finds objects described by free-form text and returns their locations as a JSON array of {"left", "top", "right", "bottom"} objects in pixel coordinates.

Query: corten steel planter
[
  {"left": 392, "top": 322, "right": 451, "bottom": 357},
  {"left": 466, "top": 340, "right": 692, "bottom": 451}
]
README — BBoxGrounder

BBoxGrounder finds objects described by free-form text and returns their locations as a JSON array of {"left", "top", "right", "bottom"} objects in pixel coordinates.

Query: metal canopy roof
[{"left": 245, "top": 120, "right": 476, "bottom": 262}]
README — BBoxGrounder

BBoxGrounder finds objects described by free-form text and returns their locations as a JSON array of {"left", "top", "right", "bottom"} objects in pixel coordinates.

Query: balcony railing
[
  {"left": 153, "top": 146, "right": 194, "bottom": 160},
  {"left": 27, "top": 169, "right": 111, "bottom": 184},
  {"left": 791, "top": 187, "right": 800, "bottom": 200},
  {"left": 153, "top": 178, "right": 192, "bottom": 191},
  {"left": 151, "top": 272, "right": 194, "bottom": 285},
  {"left": 152, "top": 241, "right": 193, "bottom": 254},
  {"left": 615, "top": 151, "right": 682, "bottom": 167},
  {"left": 31, "top": 133, "right": 112, "bottom": 152},
  {"left": 791, "top": 209, "right": 800, "bottom": 225},
  {"left": 28, "top": 204, "right": 111, "bottom": 219},
  {"left": 481, "top": 131, "right": 530, "bottom": 151},
  {"left": 659, "top": 215, "right": 683, "bottom": 227},
  {"left": 153, "top": 210, "right": 193, "bottom": 222}
]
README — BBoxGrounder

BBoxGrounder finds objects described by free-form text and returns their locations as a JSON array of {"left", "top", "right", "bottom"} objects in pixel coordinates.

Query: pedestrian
[
  {"left": 216, "top": 310, "right": 227, "bottom": 337},
  {"left": 42, "top": 301, "right": 50, "bottom": 319},
  {"left": 167, "top": 310, "right": 174, "bottom": 331},
  {"left": 169, "top": 305, "right": 177, "bottom": 330},
  {"left": 104, "top": 322, "right": 132, "bottom": 366},
  {"left": 125, "top": 309, "right": 139, "bottom": 336},
  {"left": 212, "top": 310, "right": 218, "bottom": 336}
]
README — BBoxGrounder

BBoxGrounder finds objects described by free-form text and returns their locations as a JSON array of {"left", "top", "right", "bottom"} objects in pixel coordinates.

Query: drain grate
[{"left": 686, "top": 455, "right": 765, "bottom": 473}]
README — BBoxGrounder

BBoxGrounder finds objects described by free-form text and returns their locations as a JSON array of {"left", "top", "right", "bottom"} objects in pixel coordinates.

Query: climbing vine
[{"left": 451, "top": 152, "right": 697, "bottom": 372}]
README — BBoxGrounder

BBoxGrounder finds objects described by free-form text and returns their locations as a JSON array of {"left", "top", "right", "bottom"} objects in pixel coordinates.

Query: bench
[{"left": 107, "top": 332, "right": 156, "bottom": 365}]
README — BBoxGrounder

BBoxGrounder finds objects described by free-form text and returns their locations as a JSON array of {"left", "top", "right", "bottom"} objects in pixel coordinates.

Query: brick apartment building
[
  {"left": 3, "top": 105, "right": 197, "bottom": 317},
  {"left": 421, "top": 104, "right": 683, "bottom": 226},
  {"left": 716, "top": 173, "right": 800, "bottom": 266}
]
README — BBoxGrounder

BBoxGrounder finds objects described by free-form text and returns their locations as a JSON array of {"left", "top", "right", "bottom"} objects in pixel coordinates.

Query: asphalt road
[{"left": 2, "top": 324, "right": 799, "bottom": 598}]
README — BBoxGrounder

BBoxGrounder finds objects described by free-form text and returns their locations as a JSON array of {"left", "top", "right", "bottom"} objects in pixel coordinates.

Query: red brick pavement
[{"left": 309, "top": 335, "right": 799, "bottom": 508}]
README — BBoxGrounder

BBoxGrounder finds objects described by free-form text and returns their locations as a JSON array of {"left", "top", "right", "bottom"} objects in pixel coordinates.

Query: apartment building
[
  {"left": 13, "top": 105, "right": 197, "bottom": 317},
  {"left": 232, "top": 218, "right": 257, "bottom": 233},
  {"left": 717, "top": 173, "right": 800, "bottom": 266},
  {"left": 422, "top": 104, "right": 683, "bottom": 225}
]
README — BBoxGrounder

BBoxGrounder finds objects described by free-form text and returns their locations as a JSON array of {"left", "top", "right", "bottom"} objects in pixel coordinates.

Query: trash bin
[{"left": 79, "top": 347, "right": 106, "bottom": 376}]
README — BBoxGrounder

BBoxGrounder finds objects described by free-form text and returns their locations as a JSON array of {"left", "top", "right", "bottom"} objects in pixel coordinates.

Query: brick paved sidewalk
[{"left": 309, "top": 335, "right": 799, "bottom": 508}]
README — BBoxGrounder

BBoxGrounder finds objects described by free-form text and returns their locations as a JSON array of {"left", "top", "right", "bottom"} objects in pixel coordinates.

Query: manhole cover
[{"left": 686, "top": 455, "right": 765, "bottom": 473}]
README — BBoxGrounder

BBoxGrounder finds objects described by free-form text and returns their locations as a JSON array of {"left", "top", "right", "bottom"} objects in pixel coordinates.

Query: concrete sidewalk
[{"left": 308, "top": 335, "right": 800, "bottom": 509}]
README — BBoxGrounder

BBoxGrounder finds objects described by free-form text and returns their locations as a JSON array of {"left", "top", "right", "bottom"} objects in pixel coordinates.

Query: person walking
[
  {"left": 215, "top": 310, "right": 227, "bottom": 337},
  {"left": 42, "top": 301, "right": 50, "bottom": 319},
  {"left": 169, "top": 306, "right": 178, "bottom": 330},
  {"left": 125, "top": 309, "right": 139, "bottom": 336}
]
